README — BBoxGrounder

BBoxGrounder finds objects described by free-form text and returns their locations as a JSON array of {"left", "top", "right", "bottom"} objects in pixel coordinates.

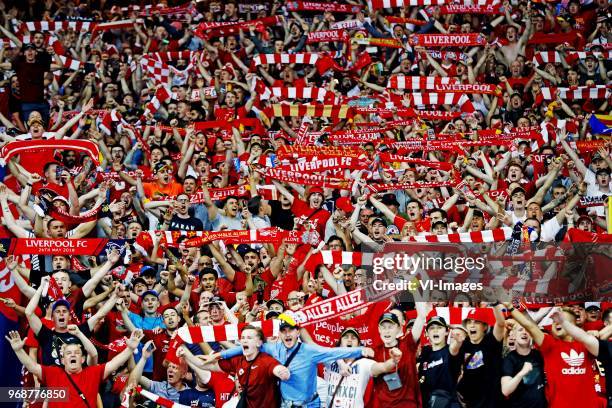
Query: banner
[
  {"left": 9, "top": 239, "right": 111, "bottom": 255},
  {"left": 181, "top": 227, "right": 321, "bottom": 247}
]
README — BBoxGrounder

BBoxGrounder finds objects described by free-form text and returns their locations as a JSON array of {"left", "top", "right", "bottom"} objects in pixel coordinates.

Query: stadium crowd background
[{"left": 0, "top": 0, "right": 610, "bottom": 407}]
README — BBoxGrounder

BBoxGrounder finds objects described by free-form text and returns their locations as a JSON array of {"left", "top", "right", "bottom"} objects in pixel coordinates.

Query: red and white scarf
[
  {"left": 286, "top": 1, "right": 363, "bottom": 13},
  {"left": 409, "top": 93, "right": 476, "bottom": 112},
  {"left": 133, "top": 387, "right": 189, "bottom": 408},
  {"left": 140, "top": 86, "right": 172, "bottom": 122},
  {"left": 408, "top": 227, "right": 513, "bottom": 243},
  {"left": 195, "top": 16, "right": 280, "bottom": 40},
  {"left": 99, "top": 109, "right": 123, "bottom": 135},
  {"left": 177, "top": 319, "right": 279, "bottom": 343},
  {"left": 250, "top": 52, "right": 320, "bottom": 69},
  {"left": 387, "top": 75, "right": 458, "bottom": 90},
  {"left": 23, "top": 21, "right": 93, "bottom": 32},
  {"left": 540, "top": 86, "right": 610, "bottom": 101},
  {"left": 436, "top": 4, "right": 504, "bottom": 14},
  {"left": 257, "top": 83, "right": 330, "bottom": 103},
  {"left": 277, "top": 145, "right": 367, "bottom": 160},
  {"left": 264, "top": 167, "right": 354, "bottom": 190},
  {"left": 279, "top": 154, "right": 368, "bottom": 172},
  {"left": 268, "top": 103, "right": 352, "bottom": 119}
]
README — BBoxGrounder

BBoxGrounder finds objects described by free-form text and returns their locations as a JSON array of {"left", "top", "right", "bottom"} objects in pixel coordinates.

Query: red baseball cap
[
  {"left": 464, "top": 308, "right": 491, "bottom": 326},
  {"left": 308, "top": 186, "right": 324, "bottom": 196},
  {"left": 336, "top": 197, "right": 354, "bottom": 213}
]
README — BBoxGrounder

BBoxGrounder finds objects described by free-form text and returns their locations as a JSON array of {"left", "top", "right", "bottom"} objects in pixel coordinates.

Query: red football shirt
[
  {"left": 207, "top": 371, "right": 236, "bottom": 407},
  {"left": 372, "top": 334, "right": 421, "bottom": 408},
  {"left": 41, "top": 363, "right": 106, "bottom": 408},
  {"left": 539, "top": 334, "right": 599, "bottom": 408},
  {"left": 290, "top": 198, "right": 331, "bottom": 238},
  {"left": 143, "top": 329, "right": 173, "bottom": 381},
  {"left": 218, "top": 353, "right": 280, "bottom": 408}
]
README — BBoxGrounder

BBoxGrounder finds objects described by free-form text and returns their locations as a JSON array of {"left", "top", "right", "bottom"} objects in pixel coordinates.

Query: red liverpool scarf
[{"left": 409, "top": 33, "right": 487, "bottom": 47}]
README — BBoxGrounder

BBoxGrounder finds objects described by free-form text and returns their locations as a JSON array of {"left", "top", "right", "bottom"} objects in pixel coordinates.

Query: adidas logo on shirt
[{"left": 561, "top": 349, "right": 586, "bottom": 375}]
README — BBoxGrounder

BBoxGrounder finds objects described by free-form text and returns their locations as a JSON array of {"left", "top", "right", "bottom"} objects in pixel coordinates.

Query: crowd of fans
[{"left": 0, "top": 0, "right": 610, "bottom": 407}]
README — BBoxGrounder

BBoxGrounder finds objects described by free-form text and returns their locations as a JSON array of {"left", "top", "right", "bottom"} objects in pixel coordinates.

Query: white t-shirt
[
  {"left": 15, "top": 132, "right": 56, "bottom": 140},
  {"left": 322, "top": 358, "right": 375, "bottom": 408}
]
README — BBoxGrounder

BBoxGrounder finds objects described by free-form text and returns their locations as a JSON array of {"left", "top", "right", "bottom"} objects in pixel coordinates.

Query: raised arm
[
  {"left": 551, "top": 308, "right": 599, "bottom": 356},
  {"left": 126, "top": 338, "right": 155, "bottom": 389},
  {"left": 504, "top": 303, "right": 545, "bottom": 346},
  {"left": 5, "top": 331, "right": 42, "bottom": 379},
  {"left": 104, "top": 330, "right": 145, "bottom": 379},
  {"left": 82, "top": 249, "right": 120, "bottom": 298},
  {"left": 25, "top": 278, "right": 47, "bottom": 335}
]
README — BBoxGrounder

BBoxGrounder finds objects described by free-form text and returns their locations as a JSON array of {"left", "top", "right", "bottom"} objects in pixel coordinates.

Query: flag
[{"left": 589, "top": 114, "right": 612, "bottom": 135}]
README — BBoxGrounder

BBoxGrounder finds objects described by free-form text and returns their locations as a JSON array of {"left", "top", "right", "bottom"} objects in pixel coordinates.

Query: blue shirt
[
  {"left": 129, "top": 312, "right": 165, "bottom": 372},
  {"left": 221, "top": 342, "right": 363, "bottom": 407}
]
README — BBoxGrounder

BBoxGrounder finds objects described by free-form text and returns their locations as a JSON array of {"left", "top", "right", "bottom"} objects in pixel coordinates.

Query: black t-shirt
[
  {"left": 37, "top": 322, "right": 91, "bottom": 366},
  {"left": 269, "top": 200, "right": 294, "bottom": 231},
  {"left": 179, "top": 387, "right": 215, "bottom": 407},
  {"left": 501, "top": 350, "right": 547, "bottom": 408},
  {"left": 418, "top": 345, "right": 462, "bottom": 404},
  {"left": 597, "top": 340, "right": 612, "bottom": 405},
  {"left": 169, "top": 215, "right": 204, "bottom": 231},
  {"left": 457, "top": 331, "right": 504, "bottom": 408}
]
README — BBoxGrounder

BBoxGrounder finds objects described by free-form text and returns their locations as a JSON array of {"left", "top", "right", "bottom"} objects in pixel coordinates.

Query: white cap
[{"left": 585, "top": 302, "right": 601, "bottom": 310}]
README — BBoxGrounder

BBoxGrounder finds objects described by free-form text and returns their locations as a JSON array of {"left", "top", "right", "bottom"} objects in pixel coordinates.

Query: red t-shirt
[
  {"left": 218, "top": 353, "right": 280, "bottom": 408},
  {"left": 260, "top": 263, "right": 299, "bottom": 302},
  {"left": 41, "top": 363, "right": 106, "bottom": 408},
  {"left": 214, "top": 106, "right": 248, "bottom": 123},
  {"left": 143, "top": 329, "right": 173, "bottom": 381},
  {"left": 372, "top": 334, "right": 421, "bottom": 408},
  {"left": 207, "top": 371, "right": 236, "bottom": 407},
  {"left": 291, "top": 198, "right": 331, "bottom": 238},
  {"left": 539, "top": 334, "right": 599, "bottom": 408},
  {"left": 105, "top": 310, "right": 130, "bottom": 343}
]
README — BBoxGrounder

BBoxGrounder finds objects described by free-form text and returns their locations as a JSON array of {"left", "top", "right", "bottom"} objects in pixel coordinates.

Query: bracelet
[
  {"left": 507, "top": 307, "right": 515, "bottom": 313},
  {"left": 26, "top": 183, "right": 32, "bottom": 187}
]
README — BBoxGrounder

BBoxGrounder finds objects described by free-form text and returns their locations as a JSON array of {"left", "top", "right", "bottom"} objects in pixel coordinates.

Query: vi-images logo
[{"left": 561, "top": 349, "right": 586, "bottom": 375}]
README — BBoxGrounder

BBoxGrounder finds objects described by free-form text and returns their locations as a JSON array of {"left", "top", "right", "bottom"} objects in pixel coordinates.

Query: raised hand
[
  {"left": 5, "top": 330, "right": 25, "bottom": 351},
  {"left": 126, "top": 329, "right": 144, "bottom": 350}
]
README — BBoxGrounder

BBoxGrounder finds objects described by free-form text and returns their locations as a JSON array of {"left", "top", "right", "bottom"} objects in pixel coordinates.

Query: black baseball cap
[
  {"left": 378, "top": 312, "right": 400, "bottom": 326},
  {"left": 371, "top": 217, "right": 388, "bottom": 227},
  {"left": 266, "top": 299, "right": 285, "bottom": 309},
  {"left": 340, "top": 327, "right": 360, "bottom": 339},
  {"left": 426, "top": 316, "right": 448, "bottom": 329}
]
